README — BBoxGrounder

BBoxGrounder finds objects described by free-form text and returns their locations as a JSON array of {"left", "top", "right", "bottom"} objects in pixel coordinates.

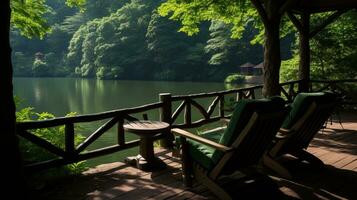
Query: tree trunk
[
  {"left": 262, "top": 2, "right": 282, "bottom": 97},
  {"left": 1, "top": 1, "right": 27, "bottom": 198},
  {"left": 298, "top": 13, "right": 310, "bottom": 92}
]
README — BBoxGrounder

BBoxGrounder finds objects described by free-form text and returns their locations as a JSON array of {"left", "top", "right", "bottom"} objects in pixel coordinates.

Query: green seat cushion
[
  {"left": 188, "top": 128, "right": 225, "bottom": 170},
  {"left": 282, "top": 91, "right": 337, "bottom": 129},
  {"left": 189, "top": 96, "right": 286, "bottom": 170}
]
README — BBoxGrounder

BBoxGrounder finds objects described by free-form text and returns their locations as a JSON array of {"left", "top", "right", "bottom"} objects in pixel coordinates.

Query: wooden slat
[
  {"left": 76, "top": 117, "right": 119, "bottom": 153},
  {"left": 280, "top": 86, "right": 291, "bottom": 101},
  {"left": 171, "top": 116, "right": 221, "bottom": 129},
  {"left": 190, "top": 99, "right": 209, "bottom": 119},
  {"left": 171, "top": 100, "right": 186, "bottom": 123},
  {"left": 18, "top": 129, "right": 66, "bottom": 157},
  {"left": 334, "top": 156, "right": 357, "bottom": 169},
  {"left": 207, "top": 96, "right": 220, "bottom": 116},
  {"left": 338, "top": 157, "right": 356, "bottom": 169},
  {"left": 184, "top": 100, "right": 192, "bottom": 125},
  {"left": 25, "top": 140, "right": 141, "bottom": 173}
]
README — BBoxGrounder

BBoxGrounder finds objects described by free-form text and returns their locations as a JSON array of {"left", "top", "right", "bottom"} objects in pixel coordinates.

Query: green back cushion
[
  {"left": 188, "top": 96, "right": 286, "bottom": 170},
  {"left": 282, "top": 91, "right": 336, "bottom": 129}
]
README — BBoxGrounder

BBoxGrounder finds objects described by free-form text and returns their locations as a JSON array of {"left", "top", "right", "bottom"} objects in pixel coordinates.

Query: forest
[{"left": 11, "top": 0, "right": 357, "bottom": 82}]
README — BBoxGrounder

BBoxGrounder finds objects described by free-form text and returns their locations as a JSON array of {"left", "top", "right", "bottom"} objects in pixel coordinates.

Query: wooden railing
[
  {"left": 17, "top": 79, "right": 356, "bottom": 172},
  {"left": 17, "top": 101, "right": 165, "bottom": 172},
  {"left": 169, "top": 85, "right": 263, "bottom": 129}
]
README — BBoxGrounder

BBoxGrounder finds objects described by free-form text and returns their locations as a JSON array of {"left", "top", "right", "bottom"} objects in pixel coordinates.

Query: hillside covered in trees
[{"left": 11, "top": 0, "right": 356, "bottom": 82}]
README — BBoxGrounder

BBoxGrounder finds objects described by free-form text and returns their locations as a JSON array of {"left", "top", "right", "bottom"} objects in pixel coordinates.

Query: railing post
[
  {"left": 117, "top": 118, "right": 125, "bottom": 146},
  {"left": 184, "top": 99, "right": 191, "bottom": 125},
  {"left": 65, "top": 123, "right": 75, "bottom": 159},
  {"left": 219, "top": 95, "right": 225, "bottom": 118},
  {"left": 159, "top": 93, "right": 173, "bottom": 148},
  {"left": 250, "top": 88, "right": 256, "bottom": 99}
]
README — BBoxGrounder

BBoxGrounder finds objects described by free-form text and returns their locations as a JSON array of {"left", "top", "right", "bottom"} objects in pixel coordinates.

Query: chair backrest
[
  {"left": 280, "top": 92, "right": 337, "bottom": 153},
  {"left": 210, "top": 97, "right": 288, "bottom": 175}
]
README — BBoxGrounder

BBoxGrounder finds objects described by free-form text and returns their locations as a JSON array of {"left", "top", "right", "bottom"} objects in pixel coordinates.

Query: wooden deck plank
[
  {"left": 342, "top": 159, "right": 357, "bottom": 171},
  {"left": 322, "top": 152, "right": 350, "bottom": 165},
  {"left": 333, "top": 155, "right": 357, "bottom": 169}
]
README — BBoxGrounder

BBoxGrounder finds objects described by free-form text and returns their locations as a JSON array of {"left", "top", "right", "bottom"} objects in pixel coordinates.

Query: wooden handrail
[
  {"left": 17, "top": 102, "right": 163, "bottom": 129},
  {"left": 171, "top": 85, "right": 263, "bottom": 100}
]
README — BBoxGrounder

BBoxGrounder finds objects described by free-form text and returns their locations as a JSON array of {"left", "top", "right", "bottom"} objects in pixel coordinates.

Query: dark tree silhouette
[{"left": 0, "top": 0, "right": 27, "bottom": 198}]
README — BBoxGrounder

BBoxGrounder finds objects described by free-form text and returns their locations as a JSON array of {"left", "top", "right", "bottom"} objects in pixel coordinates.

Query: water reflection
[{"left": 14, "top": 78, "right": 227, "bottom": 116}]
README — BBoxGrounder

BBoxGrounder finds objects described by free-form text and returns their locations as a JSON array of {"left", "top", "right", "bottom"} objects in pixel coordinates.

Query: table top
[{"left": 123, "top": 120, "right": 170, "bottom": 135}]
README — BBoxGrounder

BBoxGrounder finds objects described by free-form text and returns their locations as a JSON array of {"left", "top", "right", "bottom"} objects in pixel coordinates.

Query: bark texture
[{"left": 262, "top": 1, "right": 282, "bottom": 97}]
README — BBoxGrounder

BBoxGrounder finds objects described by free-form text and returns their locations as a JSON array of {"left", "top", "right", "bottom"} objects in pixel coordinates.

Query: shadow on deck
[{"left": 30, "top": 111, "right": 357, "bottom": 200}]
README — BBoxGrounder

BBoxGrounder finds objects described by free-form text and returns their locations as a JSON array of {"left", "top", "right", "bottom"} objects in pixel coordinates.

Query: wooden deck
[{"left": 30, "top": 111, "right": 357, "bottom": 200}]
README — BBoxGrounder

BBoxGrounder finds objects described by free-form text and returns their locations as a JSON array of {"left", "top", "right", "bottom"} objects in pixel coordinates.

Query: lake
[{"left": 13, "top": 78, "right": 228, "bottom": 167}]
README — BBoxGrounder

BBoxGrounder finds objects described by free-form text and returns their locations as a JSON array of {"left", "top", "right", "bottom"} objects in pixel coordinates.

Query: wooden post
[
  {"left": 117, "top": 118, "right": 125, "bottom": 146},
  {"left": 250, "top": 88, "right": 256, "bottom": 99},
  {"left": 184, "top": 99, "right": 192, "bottom": 126},
  {"left": 219, "top": 95, "right": 225, "bottom": 118},
  {"left": 299, "top": 12, "right": 311, "bottom": 92},
  {"left": 159, "top": 93, "right": 173, "bottom": 148},
  {"left": 65, "top": 123, "right": 75, "bottom": 159}
]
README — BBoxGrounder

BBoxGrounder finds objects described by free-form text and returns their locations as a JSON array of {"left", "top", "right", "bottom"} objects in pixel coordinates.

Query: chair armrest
[
  {"left": 171, "top": 128, "right": 233, "bottom": 153},
  {"left": 275, "top": 128, "right": 294, "bottom": 139}
]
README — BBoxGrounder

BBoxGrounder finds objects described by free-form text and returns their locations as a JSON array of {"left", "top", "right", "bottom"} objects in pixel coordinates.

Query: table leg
[
  {"left": 139, "top": 136, "right": 155, "bottom": 162},
  {"left": 125, "top": 136, "right": 166, "bottom": 171}
]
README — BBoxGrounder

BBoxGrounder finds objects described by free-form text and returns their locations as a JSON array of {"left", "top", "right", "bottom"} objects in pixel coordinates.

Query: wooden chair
[
  {"left": 172, "top": 97, "right": 288, "bottom": 200},
  {"left": 263, "top": 92, "right": 338, "bottom": 179}
]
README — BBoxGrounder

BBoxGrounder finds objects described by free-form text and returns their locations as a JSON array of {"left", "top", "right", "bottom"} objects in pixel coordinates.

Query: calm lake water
[{"left": 13, "top": 78, "right": 228, "bottom": 167}]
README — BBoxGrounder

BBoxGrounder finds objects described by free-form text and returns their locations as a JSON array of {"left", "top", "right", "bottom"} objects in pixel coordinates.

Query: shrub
[
  {"left": 16, "top": 97, "right": 87, "bottom": 175},
  {"left": 224, "top": 73, "right": 245, "bottom": 84}
]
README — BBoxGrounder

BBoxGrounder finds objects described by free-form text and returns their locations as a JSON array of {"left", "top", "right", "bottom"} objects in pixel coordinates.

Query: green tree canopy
[
  {"left": 11, "top": 0, "right": 85, "bottom": 39},
  {"left": 67, "top": 0, "right": 153, "bottom": 79},
  {"left": 158, "top": 0, "right": 296, "bottom": 96},
  {"left": 158, "top": 0, "right": 262, "bottom": 40}
]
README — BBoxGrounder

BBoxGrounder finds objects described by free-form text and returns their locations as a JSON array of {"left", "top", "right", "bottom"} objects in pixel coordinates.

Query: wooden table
[{"left": 123, "top": 120, "right": 170, "bottom": 170}]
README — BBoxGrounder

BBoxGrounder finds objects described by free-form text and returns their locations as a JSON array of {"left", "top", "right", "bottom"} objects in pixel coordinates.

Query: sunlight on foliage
[
  {"left": 11, "top": 0, "right": 85, "bottom": 39},
  {"left": 15, "top": 97, "right": 87, "bottom": 174},
  {"left": 158, "top": 0, "right": 262, "bottom": 41}
]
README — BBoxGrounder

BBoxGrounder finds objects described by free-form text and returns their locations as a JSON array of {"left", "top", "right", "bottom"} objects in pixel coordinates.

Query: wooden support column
[
  {"left": 117, "top": 118, "right": 125, "bottom": 146},
  {"left": 159, "top": 93, "right": 173, "bottom": 148},
  {"left": 299, "top": 12, "right": 311, "bottom": 92}
]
